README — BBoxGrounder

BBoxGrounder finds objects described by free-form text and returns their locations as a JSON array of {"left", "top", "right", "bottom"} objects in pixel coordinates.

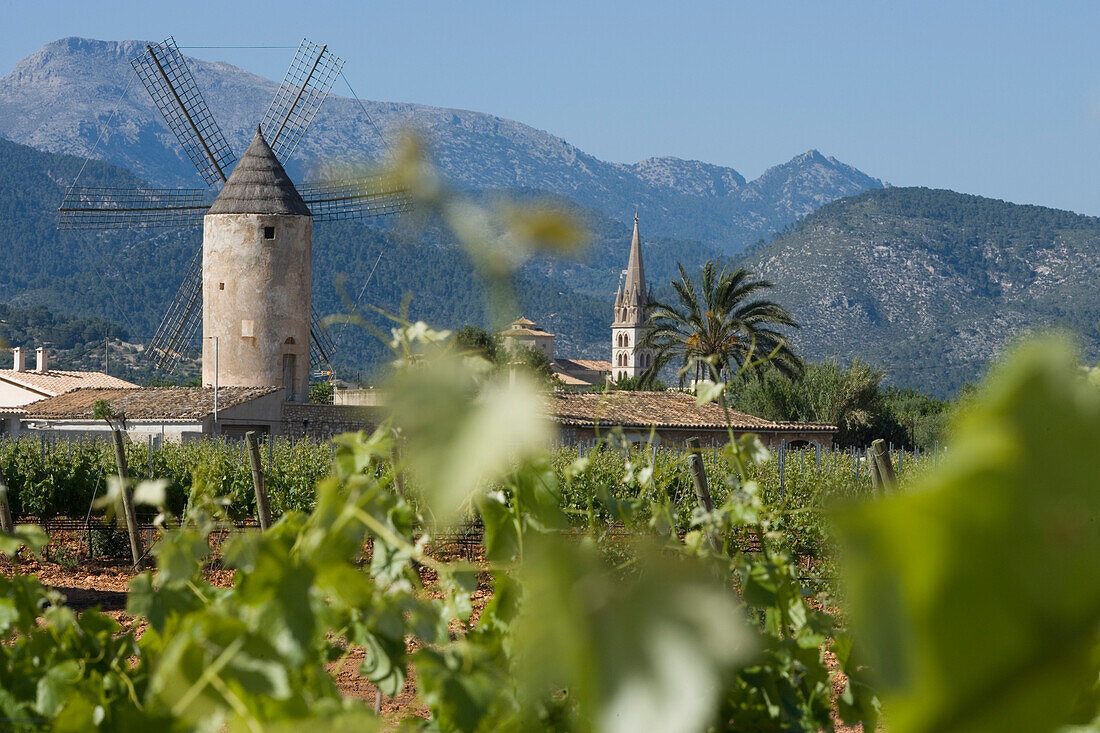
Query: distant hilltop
[{"left": 0, "top": 37, "right": 883, "bottom": 253}]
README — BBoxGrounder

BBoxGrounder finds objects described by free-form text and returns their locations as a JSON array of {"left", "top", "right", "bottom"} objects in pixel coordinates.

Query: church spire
[
  {"left": 610, "top": 213, "right": 654, "bottom": 381},
  {"left": 623, "top": 213, "right": 647, "bottom": 305}
]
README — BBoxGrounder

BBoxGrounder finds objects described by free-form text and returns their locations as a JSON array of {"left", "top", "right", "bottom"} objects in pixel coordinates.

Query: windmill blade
[
  {"left": 298, "top": 174, "right": 411, "bottom": 222},
  {"left": 147, "top": 249, "right": 203, "bottom": 372},
  {"left": 58, "top": 186, "right": 211, "bottom": 230},
  {"left": 260, "top": 39, "right": 345, "bottom": 162},
  {"left": 310, "top": 305, "right": 337, "bottom": 367},
  {"left": 132, "top": 37, "right": 236, "bottom": 186}
]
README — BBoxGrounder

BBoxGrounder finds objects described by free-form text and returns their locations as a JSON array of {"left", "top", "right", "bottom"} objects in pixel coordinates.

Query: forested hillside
[
  {"left": 0, "top": 135, "right": 719, "bottom": 379},
  {"left": 739, "top": 187, "right": 1100, "bottom": 395}
]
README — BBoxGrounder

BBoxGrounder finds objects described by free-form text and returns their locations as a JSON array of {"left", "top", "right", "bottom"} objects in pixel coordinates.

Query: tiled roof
[
  {"left": 553, "top": 371, "right": 593, "bottom": 387},
  {"left": 24, "top": 387, "right": 278, "bottom": 421},
  {"left": 504, "top": 328, "right": 553, "bottom": 337},
  {"left": 0, "top": 369, "right": 139, "bottom": 398},
  {"left": 547, "top": 391, "right": 835, "bottom": 432},
  {"left": 554, "top": 358, "right": 612, "bottom": 372},
  {"left": 511, "top": 317, "right": 536, "bottom": 327}
]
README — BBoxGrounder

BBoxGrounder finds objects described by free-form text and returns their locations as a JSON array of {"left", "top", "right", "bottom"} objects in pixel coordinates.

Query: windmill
[{"left": 57, "top": 37, "right": 409, "bottom": 381}]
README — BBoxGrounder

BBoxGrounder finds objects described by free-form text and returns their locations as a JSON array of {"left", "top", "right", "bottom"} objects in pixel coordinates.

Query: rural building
[
  {"left": 500, "top": 317, "right": 613, "bottom": 389},
  {"left": 551, "top": 358, "right": 614, "bottom": 390},
  {"left": 548, "top": 391, "right": 835, "bottom": 448},
  {"left": 21, "top": 386, "right": 283, "bottom": 441},
  {"left": 501, "top": 317, "right": 555, "bottom": 359},
  {"left": 0, "top": 347, "right": 138, "bottom": 434}
]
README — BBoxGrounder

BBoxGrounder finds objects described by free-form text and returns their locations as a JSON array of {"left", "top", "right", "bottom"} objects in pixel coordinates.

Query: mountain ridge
[
  {"left": 0, "top": 37, "right": 884, "bottom": 253},
  {"left": 738, "top": 186, "right": 1100, "bottom": 396}
]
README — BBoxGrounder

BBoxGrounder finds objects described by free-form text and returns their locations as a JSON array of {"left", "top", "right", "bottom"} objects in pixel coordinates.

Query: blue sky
[{"left": 2, "top": 0, "right": 1099, "bottom": 214}]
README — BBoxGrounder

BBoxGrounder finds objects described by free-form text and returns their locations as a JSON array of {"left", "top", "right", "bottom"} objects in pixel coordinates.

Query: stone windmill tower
[
  {"left": 203, "top": 128, "right": 313, "bottom": 400},
  {"left": 612, "top": 215, "right": 655, "bottom": 381},
  {"left": 58, "top": 37, "right": 407, "bottom": 399}
]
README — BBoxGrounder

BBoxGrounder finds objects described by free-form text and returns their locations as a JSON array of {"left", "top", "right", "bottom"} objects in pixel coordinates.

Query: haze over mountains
[
  {"left": 1, "top": 37, "right": 1097, "bottom": 397},
  {"left": 0, "top": 37, "right": 883, "bottom": 253}
]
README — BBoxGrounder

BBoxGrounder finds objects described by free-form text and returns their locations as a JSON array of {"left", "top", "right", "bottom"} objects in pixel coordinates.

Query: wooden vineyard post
[
  {"left": 865, "top": 447, "right": 883, "bottom": 492},
  {"left": 870, "top": 438, "right": 897, "bottom": 492},
  {"left": 110, "top": 429, "right": 144, "bottom": 568},
  {"left": 246, "top": 431, "right": 272, "bottom": 531},
  {"left": 685, "top": 437, "right": 720, "bottom": 551},
  {"left": 0, "top": 473, "right": 13, "bottom": 534},
  {"left": 390, "top": 436, "right": 406, "bottom": 499}
]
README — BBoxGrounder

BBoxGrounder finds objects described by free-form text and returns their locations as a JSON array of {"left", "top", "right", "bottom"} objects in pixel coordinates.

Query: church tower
[{"left": 612, "top": 214, "right": 654, "bottom": 382}]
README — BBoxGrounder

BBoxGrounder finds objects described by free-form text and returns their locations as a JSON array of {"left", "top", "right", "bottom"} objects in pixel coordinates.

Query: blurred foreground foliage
[{"left": 0, "top": 139, "right": 1094, "bottom": 732}]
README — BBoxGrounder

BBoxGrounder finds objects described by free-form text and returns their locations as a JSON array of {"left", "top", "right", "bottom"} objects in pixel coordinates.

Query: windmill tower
[
  {"left": 612, "top": 214, "right": 654, "bottom": 381},
  {"left": 57, "top": 37, "right": 408, "bottom": 397},
  {"left": 203, "top": 128, "right": 313, "bottom": 400}
]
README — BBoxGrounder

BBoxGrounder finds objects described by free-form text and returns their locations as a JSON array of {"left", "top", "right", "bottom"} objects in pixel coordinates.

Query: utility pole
[
  {"left": 213, "top": 336, "right": 219, "bottom": 423},
  {"left": 104, "top": 327, "right": 109, "bottom": 375}
]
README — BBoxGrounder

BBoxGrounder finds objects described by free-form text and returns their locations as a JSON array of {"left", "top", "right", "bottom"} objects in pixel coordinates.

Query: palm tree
[{"left": 640, "top": 262, "right": 802, "bottom": 387}]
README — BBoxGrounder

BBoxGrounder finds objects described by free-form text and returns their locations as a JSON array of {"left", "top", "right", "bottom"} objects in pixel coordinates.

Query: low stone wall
[{"left": 280, "top": 403, "right": 383, "bottom": 439}]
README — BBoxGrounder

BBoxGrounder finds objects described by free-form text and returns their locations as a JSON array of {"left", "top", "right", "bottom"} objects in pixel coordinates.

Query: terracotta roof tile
[
  {"left": 0, "top": 370, "right": 139, "bottom": 398},
  {"left": 547, "top": 391, "right": 835, "bottom": 432},
  {"left": 553, "top": 372, "right": 592, "bottom": 386},
  {"left": 24, "top": 387, "right": 278, "bottom": 421},
  {"left": 504, "top": 328, "right": 553, "bottom": 337},
  {"left": 554, "top": 358, "right": 612, "bottom": 372}
]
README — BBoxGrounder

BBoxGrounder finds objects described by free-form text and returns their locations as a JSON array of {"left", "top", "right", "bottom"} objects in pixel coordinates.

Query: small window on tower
[
  {"left": 218, "top": 282, "right": 225, "bottom": 290},
  {"left": 263, "top": 226, "right": 275, "bottom": 240}
]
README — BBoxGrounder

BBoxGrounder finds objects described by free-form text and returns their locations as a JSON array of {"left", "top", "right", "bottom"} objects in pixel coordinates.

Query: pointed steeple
[{"left": 622, "top": 214, "right": 648, "bottom": 308}]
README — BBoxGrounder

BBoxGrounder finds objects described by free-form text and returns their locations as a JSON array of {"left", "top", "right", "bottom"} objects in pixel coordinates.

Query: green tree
[
  {"left": 732, "top": 359, "right": 886, "bottom": 447},
  {"left": 641, "top": 262, "right": 802, "bottom": 387},
  {"left": 308, "top": 381, "right": 334, "bottom": 404},
  {"left": 610, "top": 374, "right": 668, "bottom": 391},
  {"left": 510, "top": 343, "right": 556, "bottom": 387},
  {"left": 453, "top": 324, "right": 502, "bottom": 363}
]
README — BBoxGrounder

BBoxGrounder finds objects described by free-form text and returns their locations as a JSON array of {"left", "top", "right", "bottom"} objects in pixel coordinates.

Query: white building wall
[{"left": 0, "top": 381, "right": 46, "bottom": 408}]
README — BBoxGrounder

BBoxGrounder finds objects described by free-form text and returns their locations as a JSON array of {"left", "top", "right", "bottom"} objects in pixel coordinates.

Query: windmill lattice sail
[
  {"left": 299, "top": 174, "right": 412, "bottom": 222},
  {"left": 132, "top": 37, "right": 236, "bottom": 186},
  {"left": 147, "top": 250, "right": 203, "bottom": 373},
  {"left": 309, "top": 305, "right": 338, "bottom": 367},
  {"left": 57, "top": 187, "right": 211, "bottom": 230},
  {"left": 260, "top": 39, "right": 345, "bottom": 163}
]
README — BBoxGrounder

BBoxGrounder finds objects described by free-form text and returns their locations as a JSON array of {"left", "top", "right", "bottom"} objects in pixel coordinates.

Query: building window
[
  {"left": 264, "top": 226, "right": 276, "bottom": 240},
  {"left": 218, "top": 282, "right": 225, "bottom": 290}
]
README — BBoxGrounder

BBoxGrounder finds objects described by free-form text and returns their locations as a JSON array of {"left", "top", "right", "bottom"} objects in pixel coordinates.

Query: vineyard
[
  {"left": 0, "top": 337, "right": 1097, "bottom": 730},
  {"left": 0, "top": 432, "right": 933, "bottom": 548}
]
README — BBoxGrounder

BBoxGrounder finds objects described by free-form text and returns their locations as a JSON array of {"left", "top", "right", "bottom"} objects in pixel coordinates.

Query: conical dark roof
[{"left": 206, "top": 127, "right": 312, "bottom": 216}]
